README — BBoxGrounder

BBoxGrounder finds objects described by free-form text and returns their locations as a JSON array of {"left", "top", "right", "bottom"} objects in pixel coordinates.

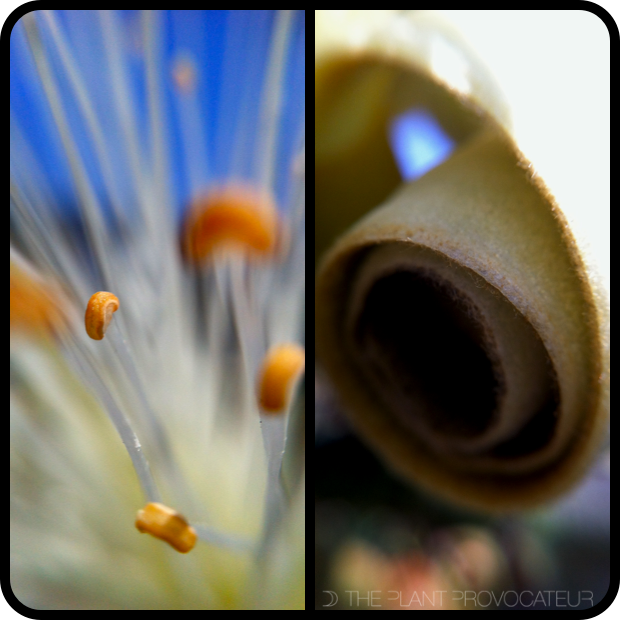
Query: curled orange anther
[
  {"left": 135, "top": 502, "right": 197, "bottom": 553},
  {"left": 85, "top": 292, "right": 119, "bottom": 340},
  {"left": 182, "top": 184, "right": 278, "bottom": 263},
  {"left": 258, "top": 343, "right": 305, "bottom": 414}
]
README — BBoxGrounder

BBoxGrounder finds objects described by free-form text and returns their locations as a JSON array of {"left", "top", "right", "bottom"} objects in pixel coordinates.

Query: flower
[{"left": 10, "top": 10, "right": 305, "bottom": 610}]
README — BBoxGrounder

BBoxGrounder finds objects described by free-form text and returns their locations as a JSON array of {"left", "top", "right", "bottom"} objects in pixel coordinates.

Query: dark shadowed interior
[
  {"left": 355, "top": 270, "right": 500, "bottom": 438},
  {"left": 352, "top": 267, "right": 560, "bottom": 457}
]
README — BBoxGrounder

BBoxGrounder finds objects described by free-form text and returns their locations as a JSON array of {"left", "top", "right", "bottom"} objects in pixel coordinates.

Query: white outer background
[{"left": 436, "top": 9, "right": 611, "bottom": 295}]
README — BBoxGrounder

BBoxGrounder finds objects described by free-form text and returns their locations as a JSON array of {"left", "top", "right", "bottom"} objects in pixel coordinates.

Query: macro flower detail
[
  {"left": 10, "top": 9, "right": 305, "bottom": 610},
  {"left": 315, "top": 9, "right": 608, "bottom": 513}
]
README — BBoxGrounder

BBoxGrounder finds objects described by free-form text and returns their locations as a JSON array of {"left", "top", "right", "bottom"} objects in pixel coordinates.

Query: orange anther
[
  {"left": 85, "top": 292, "right": 119, "bottom": 340},
  {"left": 182, "top": 185, "right": 278, "bottom": 263},
  {"left": 10, "top": 263, "right": 64, "bottom": 336},
  {"left": 135, "top": 502, "right": 197, "bottom": 553},
  {"left": 258, "top": 343, "right": 305, "bottom": 414},
  {"left": 172, "top": 57, "right": 196, "bottom": 94}
]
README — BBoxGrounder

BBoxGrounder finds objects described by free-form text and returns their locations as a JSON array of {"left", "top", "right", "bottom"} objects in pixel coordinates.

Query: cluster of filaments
[{"left": 11, "top": 10, "right": 305, "bottom": 555}]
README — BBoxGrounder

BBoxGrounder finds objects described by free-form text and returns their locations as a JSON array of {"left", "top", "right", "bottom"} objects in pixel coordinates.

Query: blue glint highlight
[{"left": 389, "top": 109, "right": 456, "bottom": 181}]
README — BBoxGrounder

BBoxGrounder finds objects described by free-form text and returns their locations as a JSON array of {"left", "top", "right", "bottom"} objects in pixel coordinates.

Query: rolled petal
[{"left": 315, "top": 11, "right": 609, "bottom": 512}]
